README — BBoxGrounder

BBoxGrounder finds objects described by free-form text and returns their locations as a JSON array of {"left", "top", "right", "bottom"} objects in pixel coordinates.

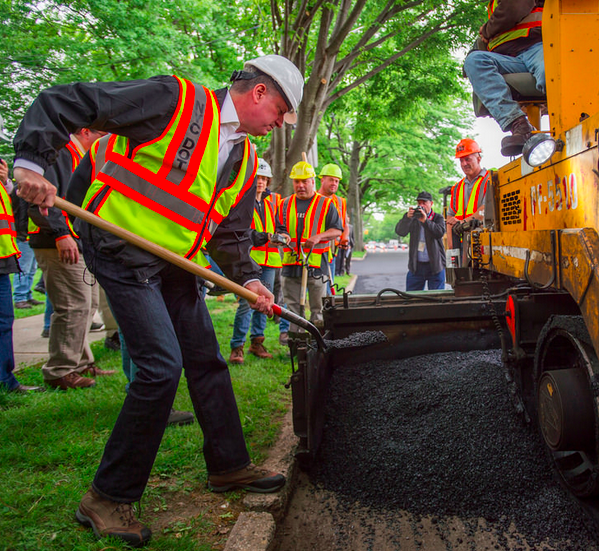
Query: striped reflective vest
[
  {"left": 28, "top": 138, "right": 83, "bottom": 237},
  {"left": 329, "top": 194, "right": 347, "bottom": 259},
  {"left": 251, "top": 199, "right": 282, "bottom": 268},
  {"left": 279, "top": 193, "right": 333, "bottom": 268},
  {"left": 265, "top": 191, "right": 282, "bottom": 209},
  {"left": 0, "top": 183, "right": 19, "bottom": 260},
  {"left": 487, "top": 1, "right": 543, "bottom": 52},
  {"left": 450, "top": 171, "right": 490, "bottom": 221},
  {"left": 82, "top": 77, "right": 257, "bottom": 266}
]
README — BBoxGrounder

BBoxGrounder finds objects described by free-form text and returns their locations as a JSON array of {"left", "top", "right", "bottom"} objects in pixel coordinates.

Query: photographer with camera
[{"left": 395, "top": 191, "right": 446, "bottom": 291}]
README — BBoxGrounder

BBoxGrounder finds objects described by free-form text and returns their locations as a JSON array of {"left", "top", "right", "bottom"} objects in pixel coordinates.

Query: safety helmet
[
  {"left": 289, "top": 161, "right": 315, "bottom": 180},
  {"left": 318, "top": 163, "right": 342, "bottom": 180},
  {"left": 242, "top": 55, "right": 304, "bottom": 125},
  {"left": 0, "top": 115, "right": 12, "bottom": 142},
  {"left": 455, "top": 138, "right": 481, "bottom": 158},
  {"left": 256, "top": 158, "right": 273, "bottom": 179}
]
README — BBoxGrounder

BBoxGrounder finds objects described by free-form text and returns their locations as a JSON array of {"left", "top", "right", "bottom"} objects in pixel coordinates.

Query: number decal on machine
[{"left": 530, "top": 173, "right": 578, "bottom": 216}]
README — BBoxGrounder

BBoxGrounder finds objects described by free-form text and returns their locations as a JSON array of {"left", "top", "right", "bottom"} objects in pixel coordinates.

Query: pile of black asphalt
[{"left": 311, "top": 349, "right": 599, "bottom": 550}]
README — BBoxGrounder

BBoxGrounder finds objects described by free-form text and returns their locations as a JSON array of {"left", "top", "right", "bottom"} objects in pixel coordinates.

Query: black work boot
[{"left": 501, "top": 115, "right": 535, "bottom": 157}]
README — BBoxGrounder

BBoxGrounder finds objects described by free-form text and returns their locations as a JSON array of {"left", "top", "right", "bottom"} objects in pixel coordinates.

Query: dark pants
[
  {"left": 406, "top": 261, "right": 445, "bottom": 291},
  {"left": 83, "top": 244, "right": 250, "bottom": 503},
  {"left": 0, "top": 274, "right": 18, "bottom": 391}
]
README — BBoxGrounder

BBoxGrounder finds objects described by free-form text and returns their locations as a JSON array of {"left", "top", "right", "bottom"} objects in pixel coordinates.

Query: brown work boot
[
  {"left": 207, "top": 463, "right": 286, "bottom": 493},
  {"left": 229, "top": 346, "right": 244, "bottom": 364},
  {"left": 81, "top": 364, "right": 117, "bottom": 377},
  {"left": 248, "top": 337, "right": 273, "bottom": 359},
  {"left": 76, "top": 488, "right": 152, "bottom": 547},
  {"left": 501, "top": 115, "right": 535, "bottom": 157},
  {"left": 279, "top": 332, "right": 289, "bottom": 345},
  {"left": 46, "top": 372, "right": 96, "bottom": 390}
]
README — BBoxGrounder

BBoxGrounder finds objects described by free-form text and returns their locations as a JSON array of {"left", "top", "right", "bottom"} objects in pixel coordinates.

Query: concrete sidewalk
[{"left": 12, "top": 313, "right": 108, "bottom": 369}]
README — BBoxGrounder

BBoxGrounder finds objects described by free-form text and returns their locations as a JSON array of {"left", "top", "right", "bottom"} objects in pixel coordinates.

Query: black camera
[{"left": 412, "top": 206, "right": 424, "bottom": 219}]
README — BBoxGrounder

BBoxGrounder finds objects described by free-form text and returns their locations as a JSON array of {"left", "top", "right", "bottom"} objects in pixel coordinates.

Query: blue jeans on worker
[
  {"left": 12, "top": 238, "right": 37, "bottom": 302},
  {"left": 463, "top": 42, "right": 545, "bottom": 131},
  {"left": 230, "top": 266, "right": 276, "bottom": 349},
  {"left": 43, "top": 296, "right": 53, "bottom": 332},
  {"left": 406, "top": 262, "right": 445, "bottom": 291},
  {"left": 82, "top": 243, "right": 250, "bottom": 502},
  {"left": 0, "top": 275, "right": 19, "bottom": 390}
]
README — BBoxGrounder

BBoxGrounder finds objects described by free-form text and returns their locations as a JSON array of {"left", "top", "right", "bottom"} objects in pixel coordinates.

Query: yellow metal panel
[{"left": 544, "top": 1, "right": 599, "bottom": 137}]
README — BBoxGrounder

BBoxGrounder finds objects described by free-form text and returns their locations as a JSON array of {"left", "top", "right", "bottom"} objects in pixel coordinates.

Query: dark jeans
[
  {"left": 0, "top": 274, "right": 18, "bottom": 390},
  {"left": 82, "top": 244, "right": 250, "bottom": 503},
  {"left": 406, "top": 262, "right": 445, "bottom": 291}
]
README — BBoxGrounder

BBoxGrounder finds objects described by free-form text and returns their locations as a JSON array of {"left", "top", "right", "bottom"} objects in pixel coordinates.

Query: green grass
[{"left": 0, "top": 295, "right": 293, "bottom": 550}]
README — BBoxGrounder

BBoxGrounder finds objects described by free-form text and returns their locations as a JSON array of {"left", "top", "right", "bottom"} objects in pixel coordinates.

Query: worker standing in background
[
  {"left": 27, "top": 128, "right": 115, "bottom": 390},
  {"left": 447, "top": 139, "right": 490, "bottom": 265},
  {"left": 0, "top": 115, "right": 43, "bottom": 393},
  {"left": 278, "top": 161, "right": 342, "bottom": 331},
  {"left": 14, "top": 54, "right": 303, "bottom": 547},
  {"left": 229, "top": 158, "right": 285, "bottom": 364},
  {"left": 463, "top": 0, "right": 545, "bottom": 156},
  {"left": 395, "top": 191, "right": 446, "bottom": 291},
  {"left": 316, "top": 163, "right": 349, "bottom": 293},
  {"left": 262, "top": 175, "right": 290, "bottom": 344}
]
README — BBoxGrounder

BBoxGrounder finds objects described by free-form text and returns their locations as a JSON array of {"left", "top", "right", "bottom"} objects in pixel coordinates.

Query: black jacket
[
  {"left": 14, "top": 77, "right": 260, "bottom": 284},
  {"left": 395, "top": 211, "right": 446, "bottom": 275}
]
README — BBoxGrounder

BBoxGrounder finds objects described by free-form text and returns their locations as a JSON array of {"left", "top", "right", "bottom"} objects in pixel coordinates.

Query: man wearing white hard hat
[{"left": 13, "top": 54, "right": 304, "bottom": 546}]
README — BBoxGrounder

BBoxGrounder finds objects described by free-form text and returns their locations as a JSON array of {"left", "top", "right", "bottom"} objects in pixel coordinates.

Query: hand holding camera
[{"left": 410, "top": 206, "right": 425, "bottom": 222}]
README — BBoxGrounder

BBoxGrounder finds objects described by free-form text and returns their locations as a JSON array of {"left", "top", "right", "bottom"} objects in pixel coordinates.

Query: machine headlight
[{"left": 522, "top": 133, "right": 557, "bottom": 167}]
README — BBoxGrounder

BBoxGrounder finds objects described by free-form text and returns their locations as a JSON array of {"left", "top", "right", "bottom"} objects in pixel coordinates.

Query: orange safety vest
[
  {"left": 487, "top": 1, "right": 543, "bottom": 52},
  {"left": 83, "top": 77, "right": 257, "bottom": 266},
  {"left": 265, "top": 191, "right": 282, "bottom": 209},
  {"left": 330, "top": 194, "right": 347, "bottom": 258},
  {"left": 450, "top": 171, "right": 490, "bottom": 221},
  {"left": 0, "top": 183, "right": 19, "bottom": 260},
  {"left": 279, "top": 193, "right": 333, "bottom": 268},
  {"left": 251, "top": 199, "right": 282, "bottom": 268},
  {"left": 28, "top": 138, "right": 82, "bottom": 238}
]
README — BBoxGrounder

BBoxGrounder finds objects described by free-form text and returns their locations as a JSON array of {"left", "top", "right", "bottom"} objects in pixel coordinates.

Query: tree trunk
[{"left": 347, "top": 139, "right": 364, "bottom": 251}]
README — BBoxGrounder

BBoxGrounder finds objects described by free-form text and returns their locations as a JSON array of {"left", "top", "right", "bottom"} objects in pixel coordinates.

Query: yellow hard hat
[
  {"left": 289, "top": 161, "right": 315, "bottom": 180},
  {"left": 319, "top": 163, "right": 342, "bottom": 179}
]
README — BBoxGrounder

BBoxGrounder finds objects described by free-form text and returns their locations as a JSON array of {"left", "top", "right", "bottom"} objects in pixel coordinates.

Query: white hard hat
[
  {"left": 243, "top": 55, "right": 304, "bottom": 125},
  {"left": 0, "top": 115, "right": 11, "bottom": 142},
  {"left": 256, "top": 158, "right": 273, "bottom": 178}
]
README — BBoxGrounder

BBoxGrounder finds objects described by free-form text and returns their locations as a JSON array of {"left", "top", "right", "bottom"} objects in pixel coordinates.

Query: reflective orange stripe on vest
[
  {"left": 451, "top": 172, "right": 490, "bottom": 221},
  {"left": 83, "top": 77, "right": 257, "bottom": 263},
  {"left": 487, "top": 2, "right": 542, "bottom": 51},
  {"left": 0, "top": 184, "right": 19, "bottom": 259},
  {"left": 280, "top": 193, "right": 332, "bottom": 268},
  {"left": 251, "top": 199, "right": 282, "bottom": 268}
]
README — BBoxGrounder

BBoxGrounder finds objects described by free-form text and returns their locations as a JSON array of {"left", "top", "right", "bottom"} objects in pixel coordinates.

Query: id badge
[{"left": 418, "top": 241, "right": 426, "bottom": 253}]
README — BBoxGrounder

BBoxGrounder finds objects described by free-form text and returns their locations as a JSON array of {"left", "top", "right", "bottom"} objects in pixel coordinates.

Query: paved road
[{"left": 352, "top": 250, "right": 409, "bottom": 293}]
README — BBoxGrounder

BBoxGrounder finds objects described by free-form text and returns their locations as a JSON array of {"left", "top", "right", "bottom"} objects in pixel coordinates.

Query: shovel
[{"left": 53, "top": 197, "right": 328, "bottom": 350}]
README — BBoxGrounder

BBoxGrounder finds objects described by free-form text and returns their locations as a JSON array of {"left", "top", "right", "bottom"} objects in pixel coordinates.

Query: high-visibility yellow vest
[
  {"left": 487, "top": 1, "right": 543, "bottom": 52},
  {"left": 450, "top": 171, "right": 490, "bottom": 221},
  {"left": 83, "top": 77, "right": 257, "bottom": 266},
  {"left": 28, "top": 138, "right": 83, "bottom": 237},
  {"left": 250, "top": 200, "right": 282, "bottom": 268},
  {"left": 279, "top": 192, "right": 333, "bottom": 268},
  {"left": 0, "top": 184, "right": 19, "bottom": 260}
]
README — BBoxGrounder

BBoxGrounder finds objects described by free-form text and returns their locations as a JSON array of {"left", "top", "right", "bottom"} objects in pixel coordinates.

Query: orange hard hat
[{"left": 455, "top": 138, "right": 482, "bottom": 158}]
